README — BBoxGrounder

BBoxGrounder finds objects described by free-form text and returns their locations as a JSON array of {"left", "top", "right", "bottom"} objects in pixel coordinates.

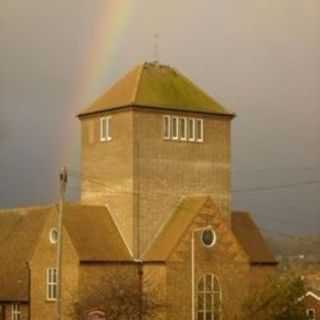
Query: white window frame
[
  {"left": 307, "top": 308, "right": 316, "bottom": 320},
  {"left": 49, "top": 228, "right": 58, "bottom": 244},
  {"left": 179, "top": 117, "right": 187, "bottom": 141},
  {"left": 106, "top": 116, "right": 112, "bottom": 141},
  {"left": 195, "top": 118, "right": 204, "bottom": 143},
  {"left": 201, "top": 229, "right": 217, "bottom": 248},
  {"left": 188, "top": 118, "right": 196, "bottom": 142},
  {"left": 11, "top": 304, "right": 21, "bottom": 320},
  {"left": 163, "top": 115, "right": 171, "bottom": 140},
  {"left": 100, "top": 116, "right": 112, "bottom": 142},
  {"left": 197, "top": 274, "right": 221, "bottom": 320},
  {"left": 100, "top": 117, "right": 107, "bottom": 142},
  {"left": 171, "top": 116, "right": 179, "bottom": 140},
  {"left": 46, "top": 268, "right": 57, "bottom": 301}
]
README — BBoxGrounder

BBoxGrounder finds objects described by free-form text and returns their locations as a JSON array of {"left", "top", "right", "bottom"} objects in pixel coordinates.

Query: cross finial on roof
[{"left": 153, "top": 33, "right": 159, "bottom": 63}]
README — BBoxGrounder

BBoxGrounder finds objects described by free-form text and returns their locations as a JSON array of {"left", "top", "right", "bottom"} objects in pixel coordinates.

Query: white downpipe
[
  {"left": 191, "top": 226, "right": 212, "bottom": 320},
  {"left": 191, "top": 232, "right": 195, "bottom": 320}
]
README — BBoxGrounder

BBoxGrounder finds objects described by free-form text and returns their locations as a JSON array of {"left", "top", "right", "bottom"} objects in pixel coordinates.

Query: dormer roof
[
  {"left": 142, "top": 197, "right": 277, "bottom": 265},
  {"left": 0, "top": 204, "right": 133, "bottom": 302},
  {"left": 78, "top": 62, "right": 234, "bottom": 117}
]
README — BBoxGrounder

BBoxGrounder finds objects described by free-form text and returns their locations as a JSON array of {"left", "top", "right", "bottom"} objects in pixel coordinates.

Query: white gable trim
[
  {"left": 306, "top": 291, "right": 320, "bottom": 301},
  {"left": 298, "top": 291, "right": 320, "bottom": 303}
]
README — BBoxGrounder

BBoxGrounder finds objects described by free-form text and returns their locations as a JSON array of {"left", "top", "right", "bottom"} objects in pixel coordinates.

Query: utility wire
[
  {"left": 232, "top": 164, "right": 320, "bottom": 174},
  {"left": 232, "top": 180, "right": 320, "bottom": 193},
  {"left": 68, "top": 169, "right": 319, "bottom": 235},
  {"left": 69, "top": 169, "right": 320, "bottom": 194}
]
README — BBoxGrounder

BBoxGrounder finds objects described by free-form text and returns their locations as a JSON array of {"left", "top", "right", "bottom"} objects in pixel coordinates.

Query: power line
[
  {"left": 232, "top": 164, "right": 320, "bottom": 175},
  {"left": 66, "top": 171, "right": 320, "bottom": 250},
  {"left": 69, "top": 168, "right": 320, "bottom": 194},
  {"left": 68, "top": 172, "right": 318, "bottom": 232},
  {"left": 232, "top": 180, "right": 320, "bottom": 193}
]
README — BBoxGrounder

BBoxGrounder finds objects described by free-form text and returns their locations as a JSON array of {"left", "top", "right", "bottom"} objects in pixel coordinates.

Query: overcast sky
[{"left": 1, "top": 0, "right": 319, "bottom": 237}]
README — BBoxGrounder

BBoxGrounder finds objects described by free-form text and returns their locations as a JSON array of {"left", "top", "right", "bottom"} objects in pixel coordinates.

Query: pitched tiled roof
[
  {"left": 78, "top": 62, "right": 234, "bottom": 117},
  {"left": 63, "top": 204, "right": 133, "bottom": 262},
  {"left": 0, "top": 206, "right": 50, "bottom": 301},
  {"left": 143, "top": 197, "right": 276, "bottom": 264},
  {"left": 143, "top": 196, "right": 209, "bottom": 261},
  {"left": 231, "top": 211, "right": 277, "bottom": 265},
  {"left": 0, "top": 204, "right": 133, "bottom": 301}
]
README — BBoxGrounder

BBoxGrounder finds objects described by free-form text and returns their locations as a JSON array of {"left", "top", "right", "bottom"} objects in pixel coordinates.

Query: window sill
[{"left": 162, "top": 138, "right": 204, "bottom": 143}]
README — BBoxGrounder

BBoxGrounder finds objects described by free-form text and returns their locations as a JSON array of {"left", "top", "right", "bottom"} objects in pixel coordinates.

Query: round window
[
  {"left": 201, "top": 229, "right": 216, "bottom": 248},
  {"left": 49, "top": 228, "right": 58, "bottom": 244}
]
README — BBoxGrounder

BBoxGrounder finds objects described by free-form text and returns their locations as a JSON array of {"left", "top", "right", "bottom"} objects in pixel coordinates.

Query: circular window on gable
[
  {"left": 201, "top": 229, "right": 216, "bottom": 248},
  {"left": 49, "top": 228, "right": 58, "bottom": 244}
]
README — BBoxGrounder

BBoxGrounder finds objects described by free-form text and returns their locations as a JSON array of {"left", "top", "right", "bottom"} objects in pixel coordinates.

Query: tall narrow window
[
  {"left": 197, "top": 274, "right": 221, "bottom": 320},
  {"left": 179, "top": 117, "right": 187, "bottom": 141},
  {"left": 100, "top": 117, "right": 107, "bottom": 141},
  {"left": 163, "top": 115, "right": 171, "bottom": 139},
  {"left": 100, "top": 116, "right": 112, "bottom": 142},
  {"left": 47, "top": 268, "right": 57, "bottom": 301},
  {"left": 11, "top": 304, "right": 20, "bottom": 320},
  {"left": 188, "top": 118, "right": 195, "bottom": 141},
  {"left": 195, "top": 119, "right": 204, "bottom": 142},
  {"left": 172, "top": 116, "right": 179, "bottom": 140},
  {"left": 307, "top": 309, "right": 316, "bottom": 320}
]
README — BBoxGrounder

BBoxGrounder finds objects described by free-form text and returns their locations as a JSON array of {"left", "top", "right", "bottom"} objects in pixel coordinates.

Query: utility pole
[{"left": 57, "top": 167, "right": 68, "bottom": 320}]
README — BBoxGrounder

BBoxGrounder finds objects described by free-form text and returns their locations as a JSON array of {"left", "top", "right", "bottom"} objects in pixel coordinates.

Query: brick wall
[
  {"left": 165, "top": 199, "right": 250, "bottom": 320},
  {"left": 79, "top": 108, "right": 232, "bottom": 257},
  {"left": 304, "top": 295, "right": 320, "bottom": 320},
  {"left": 2, "top": 303, "right": 28, "bottom": 320},
  {"left": 30, "top": 208, "right": 79, "bottom": 320},
  {"left": 80, "top": 111, "right": 135, "bottom": 253},
  {"left": 133, "top": 110, "right": 231, "bottom": 255}
]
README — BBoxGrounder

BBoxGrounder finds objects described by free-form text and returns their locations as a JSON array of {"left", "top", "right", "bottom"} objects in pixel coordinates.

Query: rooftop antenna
[{"left": 153, "top": 33, "right": 159, "bottom": 64}]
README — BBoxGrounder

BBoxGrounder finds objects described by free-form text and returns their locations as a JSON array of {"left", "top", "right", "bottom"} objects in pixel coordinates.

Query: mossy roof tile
[{"left": 79, "top": 62, "right": 233, "bottom": 117}]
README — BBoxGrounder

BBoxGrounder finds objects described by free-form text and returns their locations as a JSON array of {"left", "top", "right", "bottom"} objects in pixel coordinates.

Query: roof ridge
[
  {"left": 143, "top": 195, "right": 210, "bottom": 261},
  {"left": 78, "top": 63, "right": 234, "bottom": 117},
  {"left": 101, "top": 205, "right": 135, "bottom": 259},
  {"left": 141, "top": 196, "right": 185, "bottom": 259},
  {"left": 29, "top": 207, "right": 53, "bottom": 262},
  {"left": 172, "top": 66, "right": 232, "bottom": 114},
  {"left": 131, "top": 63, "right": 145, "bottom": 105}
]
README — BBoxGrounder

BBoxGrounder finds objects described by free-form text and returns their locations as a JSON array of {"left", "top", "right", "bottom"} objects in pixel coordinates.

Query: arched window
[{"left": 197, "top": 274, "right": 221, "bottom": 320}]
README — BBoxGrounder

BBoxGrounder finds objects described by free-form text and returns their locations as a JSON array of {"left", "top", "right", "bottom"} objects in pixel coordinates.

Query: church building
[{"left": 0, "top": 62, "right": 277, "bottom": 320}]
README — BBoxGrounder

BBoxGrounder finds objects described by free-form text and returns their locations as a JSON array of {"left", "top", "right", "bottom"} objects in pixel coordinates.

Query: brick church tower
[{"left": 78, "top": 62, "right": 235, "bottom": 257}]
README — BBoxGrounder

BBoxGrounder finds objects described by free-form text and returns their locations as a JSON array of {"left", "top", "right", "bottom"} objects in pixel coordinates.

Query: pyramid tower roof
[{"left": 78, "top": 62, "right": 234, "bottom": 117}]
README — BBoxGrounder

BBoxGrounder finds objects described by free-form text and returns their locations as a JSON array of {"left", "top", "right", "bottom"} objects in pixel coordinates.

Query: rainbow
[
  {"left": 80, "top": 0, "right": 134, "bottom": 100},
  {"left": 62, "top": 0, "right": 134, "bottom": 176}
]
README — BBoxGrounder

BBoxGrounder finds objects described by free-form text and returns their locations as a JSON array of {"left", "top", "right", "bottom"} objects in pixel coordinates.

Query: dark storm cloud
[{"left": 1, "top": 0, "right": 319, "bottom": 235}]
